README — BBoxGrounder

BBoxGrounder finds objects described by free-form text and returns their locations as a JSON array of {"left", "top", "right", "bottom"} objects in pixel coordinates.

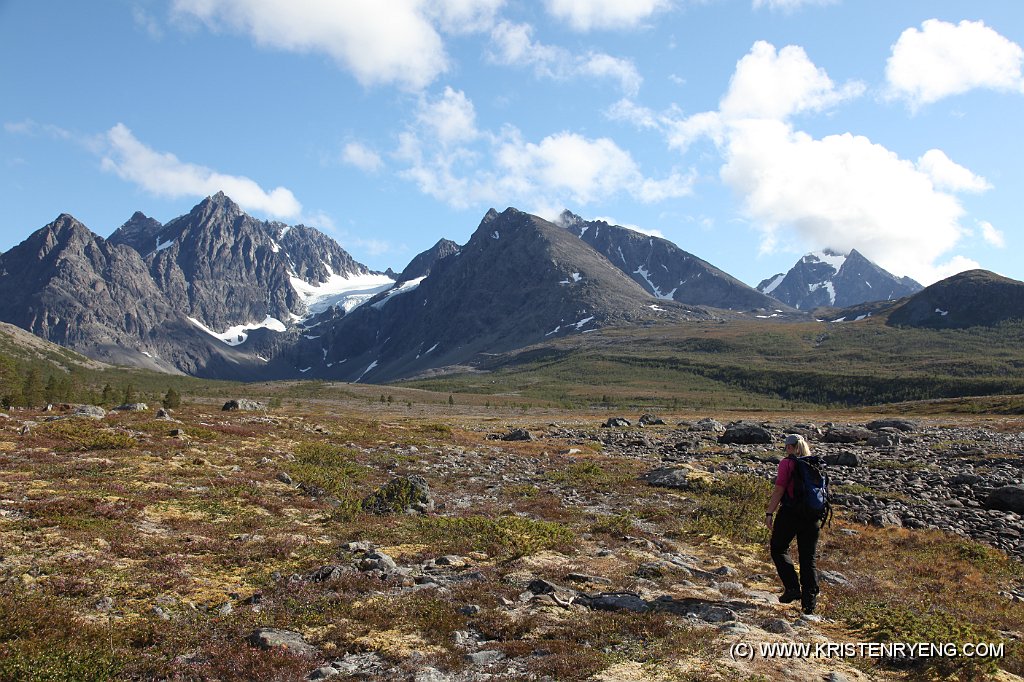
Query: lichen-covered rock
[{"left": 361, "top": 475, "right": 434, "bottom": 514}]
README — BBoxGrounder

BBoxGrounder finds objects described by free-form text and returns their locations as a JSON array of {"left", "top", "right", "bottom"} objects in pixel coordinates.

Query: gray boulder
[
  {"left": 823, "top": 425, "right": 874, "bottom": 443},
  {"left": 866, "top": 419, "right": 918, "bottom": 432},
  {"left": 70, "top": 405, "right": 107, "bottom": 419},
  {"left": 638, "top": 413, "right": 665, "bottom": 426},
  {"left": 113, "top": 402, "right": 149, "bottom": 411},
  {"left": 603, "top": 417, "right": 632, "bottom": 428},
  {"left": 690, "top": 418, "right": 725, "bottom": 433},
  {"left": 247, "top": 627, "right": 317, "bottom": 656},
  {"left": 500, "top": 428, "right": 533, "bottom": 441},
  {"left": 643, "top": 467, "right": 701, "bottom": 491},
  {"left": 823, "top": 451, "right": 861, "bottom": 467},
  {"left": 985, "top": 485, "right": 1024, "bottom": 514},
  {"left": 718, "top": 422, "right": 772, "bottom": 444},
  {"left": 223, "top": 399, "right": 266, "bottom": 411}
]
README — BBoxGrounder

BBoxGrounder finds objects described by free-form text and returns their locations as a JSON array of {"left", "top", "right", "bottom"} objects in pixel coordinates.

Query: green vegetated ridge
[{"left": 400, "top": 317, "right": 1024, "bottom": 409}]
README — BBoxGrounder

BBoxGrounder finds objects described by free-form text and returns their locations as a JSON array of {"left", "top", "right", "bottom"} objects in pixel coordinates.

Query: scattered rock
[
  {"left": 500, "top": 428, "right": 534, "bottom": 441},
  {"left": 638, "top": 413, "right": 665, "bottom": 426}
]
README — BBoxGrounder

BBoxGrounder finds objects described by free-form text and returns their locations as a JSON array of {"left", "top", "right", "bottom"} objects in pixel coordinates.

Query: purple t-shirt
[{"left": 775, "top": 456, "right": 797, "bottom": 499}]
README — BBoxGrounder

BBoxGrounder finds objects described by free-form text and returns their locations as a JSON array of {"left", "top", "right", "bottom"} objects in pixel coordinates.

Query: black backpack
[{"left": 782, "top": 455, "right": 833, "bottom": 527}]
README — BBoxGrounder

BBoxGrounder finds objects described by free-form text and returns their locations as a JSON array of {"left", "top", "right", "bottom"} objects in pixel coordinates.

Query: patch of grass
[
  {"left": 822, "top": 528, "right": 1024, "bottom": 679},
  {"left": 36, "top": 420, "right": 137, "bottom": 451},
  {"left": 411, "top": 515, "right": 575, "bottom": 562},
  {"left": 286, "top": 442, "right": 371, "bottom": 499},
  {"left": 0, "top": 587, "right": 124, "bottom": 682},
  {"left": 681, "top": 474, "right": 773, "bottom": 545}
]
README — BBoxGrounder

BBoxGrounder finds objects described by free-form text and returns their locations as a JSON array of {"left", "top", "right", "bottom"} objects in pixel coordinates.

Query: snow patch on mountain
[
  {"left": 371, "top": 276, "right": 426, "bottom": 309},
  {"left": 762, "top": 273, "right": 785, "bottom": 295},
  {"left": 188, "top": 315, "right": 287, "bottom": 346},
  {"left": 290, "top": 266, "right": 394, "bottom": 317},
  {"left": 807, "top": 249, "right": 848, "bottom": 273}
]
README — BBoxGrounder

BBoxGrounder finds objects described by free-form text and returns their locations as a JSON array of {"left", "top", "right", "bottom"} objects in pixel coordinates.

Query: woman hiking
[{"left": 765, "top": 433, "right": 821, "bottom": 615}]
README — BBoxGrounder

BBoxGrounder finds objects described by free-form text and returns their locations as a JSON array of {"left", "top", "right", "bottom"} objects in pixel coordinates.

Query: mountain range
[{"left": 0, "top": 193, "right": 1017, "bottom": 383}]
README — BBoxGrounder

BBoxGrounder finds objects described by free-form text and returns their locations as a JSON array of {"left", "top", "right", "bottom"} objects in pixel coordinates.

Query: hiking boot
[
  {"left": 802, "top": 593, "right": 817, "bottom": 614},
  {"left": 778, "top": 590, "right": 801, "bottom": 604}
]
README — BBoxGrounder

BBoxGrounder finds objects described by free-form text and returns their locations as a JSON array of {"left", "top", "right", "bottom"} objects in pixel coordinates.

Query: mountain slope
[
  {"left": 296, "top": 208, "right": 713, "bottom": 382},
  {"left": 758, "top": 249, "right": 921, "bottom": 310},
  {"left": 557, "top": 210, "right": 785, "bottom": 312},
  {"left": 887, "top": 269, "right": 1024, "bottom": 329}
]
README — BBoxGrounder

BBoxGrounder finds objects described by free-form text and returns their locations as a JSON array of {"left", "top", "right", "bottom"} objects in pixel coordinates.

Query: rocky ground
[{"left": 0, "top": 398, "right": 1022, "bottom": 681}]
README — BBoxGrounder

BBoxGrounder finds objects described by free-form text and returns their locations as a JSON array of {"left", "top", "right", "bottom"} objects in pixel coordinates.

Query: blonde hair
[{"left": 787, "top": 434, "right": 811, "bottom": 458}]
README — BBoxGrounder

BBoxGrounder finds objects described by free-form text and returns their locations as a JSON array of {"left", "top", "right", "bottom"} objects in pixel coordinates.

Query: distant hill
[
  {"left": 887, "top": 269, "right": 1024, "bottom": 329},
  {"left": 758, "top": 249, "right": 921, "bottom": 310}
]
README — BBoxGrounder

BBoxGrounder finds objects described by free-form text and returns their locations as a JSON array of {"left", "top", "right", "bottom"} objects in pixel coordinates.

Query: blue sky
[{"left": 2, "top": 0, "right": 1022, "bottom": 286}]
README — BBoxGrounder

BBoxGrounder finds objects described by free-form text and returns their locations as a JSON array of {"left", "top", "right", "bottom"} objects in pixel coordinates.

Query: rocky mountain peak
[
  {"left": 395, "top": 238, "right": 461, "bottom": 284},
  {"left": 759, "top": 248, "right": 921, "bottom": 310},
  {"left": 108, "top": 211, "right": 165, "bottom": 255},
  {"left": 555, "top": 210, "right": 786, "bottom": 312}
]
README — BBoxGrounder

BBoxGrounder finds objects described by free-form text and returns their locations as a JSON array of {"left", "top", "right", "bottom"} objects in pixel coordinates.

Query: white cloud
[
  {"left": 719, "top": 119, "right": 967, "bottom": 284},
  {"left": 489, "top": 21, "right": 642, "bottom": 95},
  {"left": 720, "top": 41, "right": 864, "bottom": 120},
  {"left": 545, "top": 0, "right": 671, "bottom": 31},
  {"left": 395, "top": 93, "right": 691, "bottom": 213},
  {"left": 978, "top": 220, "right": 1006, "bottom": 249},
  {"left": 101, "top": 123, "right": 302, "bottom": 219},
  {"left": 4, "top": 119, "right": 74, "bottom": 140},
  {"left": 614, "top": 40, "right": 992, "bottom": 284},
  {"left": 886, "top": 19, "right": 1024, "bottom": 109},
  {"left": 341, "top": 142, "right": 384, "bottom": 174},
  {"left": 752, "top": 0, "right": 836, "bottom": 11},
  {"left": 496, "top": 131, "right": 689, "bottom": 205},
  {"left": 426, "top": 0, "right": 505, "bottom": 33},
  {"left": 916, "top": 149, "right": 991, "bottom": 193},
  {"left": 595, "top": 216, "right": 664, "bottom": 238},
  {"left": 930, "top": 255, "right": 982, "bottom": 282},
  {"left": 416, "top": 86, "right": 479, "bottom": 147},
  {"left": 171, "top": 0, "right": 449, "bottom": 90}
]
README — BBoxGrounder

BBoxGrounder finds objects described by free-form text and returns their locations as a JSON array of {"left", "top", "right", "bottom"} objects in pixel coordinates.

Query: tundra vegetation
[
  {"left": 0, "top": 383, "right": 1020, "bottom": 681},
  {"left": 1, "top": 317, "right": 1023, "bottom": 680}
]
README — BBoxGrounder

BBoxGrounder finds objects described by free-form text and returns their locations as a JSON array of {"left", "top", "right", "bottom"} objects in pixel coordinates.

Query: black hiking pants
[{"left": 770, "top": 506, "right": 820, "bottom": 599}]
